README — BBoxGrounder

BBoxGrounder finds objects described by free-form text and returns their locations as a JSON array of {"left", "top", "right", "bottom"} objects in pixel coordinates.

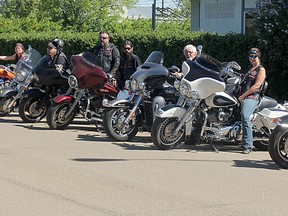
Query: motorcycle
[
  {"left": 0, "top": 46, "right": 42, "bottom": 116},
  {"left": 46, "top": 51, "right": 118, "bottom": 130},
  {"left": 102, "top": 51, "right": 179, "bottom": 141},
  {"left": 18, "top": 55, "right": 70, "bottom": 123},
  {"left": 151, "top": 46, "right": 288, "bottom": 151},
  {"left": 268, "top": 114, "right": 288, "bottom": 169},
  {"left": 0, "top": 64, "right": 16, "bottom": 89}
]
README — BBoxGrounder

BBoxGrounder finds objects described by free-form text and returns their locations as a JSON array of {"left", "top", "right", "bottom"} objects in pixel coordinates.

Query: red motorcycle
[{"left": 46, "top": 51, "right": 119, "bottom": 130}]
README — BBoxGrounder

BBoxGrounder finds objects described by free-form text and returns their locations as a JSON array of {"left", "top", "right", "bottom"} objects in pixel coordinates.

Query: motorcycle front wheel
[
  {"left": 103, "top": 108, "right": 138, "bottom": 141},
  {"left": 18, "top": 96, "right": 47, "bottom": 123},
  {"left": 151, "top": 117, "right": 184, "bottom": 150},
  {"left": 0, "top": 97, "right": 14, "bottom": 116},
  {"left": 268, "top": 127, "right": 288, "bottom": 169},
  {"left": 46, "top": 102, "right": 77, "bottom": 130}
]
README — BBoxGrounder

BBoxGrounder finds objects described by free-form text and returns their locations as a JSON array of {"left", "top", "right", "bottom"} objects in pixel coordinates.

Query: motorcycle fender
[
  {"left": 0, "top": 86, "right": 17, "bottom": 98},
  {"left": 52, "top": 95, "right": 72, "bottom": 104},
  {"left": 155, "top": 104, "right": 193, "bottom": 137},
  {"left": 155, "top": 104, "right": 187, "bottom": 118},
  {"left": 107, "top": 98, "right": 132, "bottom": 108},
  {"left": 255, "top": 108, "right": 288, "bottom": 130},
  {"left": 22, "top": 88, "right": 44, "bottom": 99}
]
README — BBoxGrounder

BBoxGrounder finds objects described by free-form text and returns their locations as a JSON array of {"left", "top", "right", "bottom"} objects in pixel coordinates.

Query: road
[{"left": 0, "top": 113, "right": 287, "bottom": 216}]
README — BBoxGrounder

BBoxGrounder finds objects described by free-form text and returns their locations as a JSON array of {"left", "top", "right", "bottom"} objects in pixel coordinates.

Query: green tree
[
  {"left": 0, "top": 0, "right": 137, "bottom": 31},
  {"left": 255, "top": 0, "right": 288, "bottom": 100}
]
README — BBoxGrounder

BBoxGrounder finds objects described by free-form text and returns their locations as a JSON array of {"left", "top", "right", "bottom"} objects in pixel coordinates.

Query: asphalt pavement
[{"left": 0, "top": 113, "right": 287, "bottom": 216}]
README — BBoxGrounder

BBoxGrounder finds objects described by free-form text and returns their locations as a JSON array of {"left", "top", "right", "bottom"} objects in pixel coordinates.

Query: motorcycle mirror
[
  {"left": 230, "top": 61, "right": 241, "bottom": 71},
  {"left": 197, "top": 45, "right": 203, "bottom": 56}
]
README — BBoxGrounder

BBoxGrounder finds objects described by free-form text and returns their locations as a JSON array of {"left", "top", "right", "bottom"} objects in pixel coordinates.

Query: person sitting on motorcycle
[
  {"left": 172, "top": 44, "right": 197, "bottom": 79},
  {"left": 0, "top": 42, "right": 25, "bottom": 63},
  {"left": 238, "top": 47, "right": 266, "bottom": 154},
  {"left": 46, "top": 38, "right": 70, "bottom": 76}
]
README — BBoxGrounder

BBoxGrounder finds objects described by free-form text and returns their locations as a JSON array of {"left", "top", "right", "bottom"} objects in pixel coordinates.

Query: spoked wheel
[
  {"left": 0, "top": 97, "right": 14, "bottom": 116},
  {"left": 18, "top": 97, "right": 47, "bottom": 123},
  {"left": 46, "top": 102, "right": 76, "bottom": 130},
  {"left": 103, "top": 108, "right": 138, "bottom": 141},
  {"left": 151, "top": 117, "right": 184, "bottom": 150},
  {"left": 269, "top": 128, "right": 288, "bottom": 169}
]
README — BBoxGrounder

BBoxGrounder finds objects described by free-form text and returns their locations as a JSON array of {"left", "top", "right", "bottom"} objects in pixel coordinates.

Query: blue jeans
[{"left": 241, "top": 98, "right": 259, "bottom": 149}]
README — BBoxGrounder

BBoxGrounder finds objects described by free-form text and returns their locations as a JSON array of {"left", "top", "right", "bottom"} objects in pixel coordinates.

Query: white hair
[{"left": 183, "top": 44, "right": 197, "bottom": 55}]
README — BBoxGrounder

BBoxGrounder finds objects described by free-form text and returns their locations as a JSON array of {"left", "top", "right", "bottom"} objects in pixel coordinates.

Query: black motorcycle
[
  {"left": 0, "top": 46, "right": 42, "bottom": 116},
  {"left": 102, "top": 51, "right": 178, "bottom": 141},
  {"left": 268, "top": 114, "right": 288, "bottom": 169},
  {"left": 18, "top": 55, "right": 70, "bottom": 123}
]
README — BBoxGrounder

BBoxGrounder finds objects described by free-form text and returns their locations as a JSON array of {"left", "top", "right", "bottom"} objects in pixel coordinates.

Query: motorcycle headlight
[
  {"left": 138, "top": 82, "right": 145, "bottom": 91},
  {"left": 130, "top": 79, "right": 137, "bottom": 91},
  {"left": 16, "top": 69, "right": 29, "bottom": 82},
  {"left": 125, "top": 80, "right": 130, "bottom": 90},
  {"left": 68, "top": 75, "right": 78, "bottom": 89},
  {"left": 179, "top": 83, "right": 191, "bottom": 97},
  {"left": 174, "top": 80, "right": 181, "bottom": 90},
  {"left": 190, "top": 90, "right": 200, "bottom": 99}
]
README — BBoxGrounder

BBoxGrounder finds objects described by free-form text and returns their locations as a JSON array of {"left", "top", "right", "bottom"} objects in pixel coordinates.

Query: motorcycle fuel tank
[
  {"left": 205, "top": 92, "right": 238, "bottom": 108},
  {"left": 33, "top": 55, "right": 68, "bottom": 87}
]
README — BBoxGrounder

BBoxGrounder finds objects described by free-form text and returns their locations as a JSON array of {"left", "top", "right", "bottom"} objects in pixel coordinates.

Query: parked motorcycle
[
  {"left": 102, "top": 51, "right": 179, "bottom": 141},
  {"left": 268, "top": 114, "right": 288, "bottom": 169},
  {"left": 0, "top": 46, "right": 42, "bottom": 116},
  {"left": 46, "top": 51, "right": 118, "bottom": 130},
  {"left": 0, "top": 64, "right": 16, "bottom": 89},
  {"left": 151, "top": 46, "right": 288, "bottom": 151},
  {"left": 18, "top": 55, "right": 70, "bottom": 123}
]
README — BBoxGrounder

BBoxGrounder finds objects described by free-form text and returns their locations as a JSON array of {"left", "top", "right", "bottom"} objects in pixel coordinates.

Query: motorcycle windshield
[
  {"left": 71, "top": 52, "right": 108, "bottom": 89},
  {"left": 32, "top": 55, "right": 68, "bottom": 87},
  {"left": 130, "top": 51, "right": 168, "bottom": 83},
  {"left": 16, "top": 46, "right": 42, "bottom": 70},
  {"left": 14, "top": 46, "right": 42, "bottom": 78},
  {"left": 182, "top": 53, "right": 225, "bottom": 99}
]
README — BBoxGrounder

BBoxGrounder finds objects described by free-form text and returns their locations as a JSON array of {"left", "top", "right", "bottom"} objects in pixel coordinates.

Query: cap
[
  {"left": 15, "top": 43, "right": 25, "bottom": 50},
  {"left": 48, "top": 42, "right": 56, "bottom": 49}
]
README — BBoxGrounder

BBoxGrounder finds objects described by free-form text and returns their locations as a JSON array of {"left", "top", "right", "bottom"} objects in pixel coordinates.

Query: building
[{"left": 191, "top": 0, "right": 257, "bottom": 34}]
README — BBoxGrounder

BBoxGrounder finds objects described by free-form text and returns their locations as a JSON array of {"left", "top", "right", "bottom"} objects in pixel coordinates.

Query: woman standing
[{"left": 238, "top": 48, "right": 266, "bottom": 154}]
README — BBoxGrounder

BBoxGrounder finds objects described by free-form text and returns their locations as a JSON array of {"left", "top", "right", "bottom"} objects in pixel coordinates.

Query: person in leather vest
[
  {"left": 89, "top": 31, "right": 120, "bottom": 86},
  {"left": 238, "top": 48, "right": 266, "bottom": 154}
]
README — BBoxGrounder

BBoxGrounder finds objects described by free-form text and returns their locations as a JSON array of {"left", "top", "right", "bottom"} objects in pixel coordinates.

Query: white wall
[{"left": 199, "top": 0, "right": 244, "bottom": 34}]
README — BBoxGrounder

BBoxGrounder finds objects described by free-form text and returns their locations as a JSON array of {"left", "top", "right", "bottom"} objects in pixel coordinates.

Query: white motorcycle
[{"left": 151, "top": 46, "right": 288, "bottom": 151}]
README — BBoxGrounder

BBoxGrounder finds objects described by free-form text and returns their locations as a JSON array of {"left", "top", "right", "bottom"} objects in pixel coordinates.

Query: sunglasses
[
  {"left": 99, "top": 36, "right": 108, "bottom": 39},
  {"left": 124, "top": 47, "right": 131, "bottom": 50},
  {"left": 249, "top": 55, "right": 258, "bottom": 59}
]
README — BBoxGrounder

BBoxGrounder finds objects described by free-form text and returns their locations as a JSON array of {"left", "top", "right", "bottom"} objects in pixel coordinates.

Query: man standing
[{"left": 89, "top": 31, "right": 120, "bottom": 82}]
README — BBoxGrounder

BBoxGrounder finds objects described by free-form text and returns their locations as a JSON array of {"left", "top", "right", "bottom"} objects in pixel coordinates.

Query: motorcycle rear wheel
[
  {"left": 18, "top": 96, "right": 47, "bottom": 123},
  {"left": 46, "top": 102, "right": 76, "bottom": 130},
  {"left": 268, "top": 128, "right": 288, "bottom": 169},
  {"left": 103, "top": 108, "right": 138, "bottom": 141},
  {"left": 151, "top": 117, "right": 184, "bottom": 150}
]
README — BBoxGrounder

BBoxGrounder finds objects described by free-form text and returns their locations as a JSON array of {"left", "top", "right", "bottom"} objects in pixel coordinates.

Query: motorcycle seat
[{"left": 256, "top": 96, "right": 278, "bottom": 111}]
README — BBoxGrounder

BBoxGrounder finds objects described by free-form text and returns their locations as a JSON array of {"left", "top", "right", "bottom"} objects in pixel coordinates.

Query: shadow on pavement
[{"left": 233, "top": 159, "right": 280, "bottom": 170}]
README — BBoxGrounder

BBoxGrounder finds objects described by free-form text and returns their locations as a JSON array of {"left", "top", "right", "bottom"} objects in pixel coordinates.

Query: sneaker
[{"left": 242, "top": 148, "right": 252, "bottom": 154}]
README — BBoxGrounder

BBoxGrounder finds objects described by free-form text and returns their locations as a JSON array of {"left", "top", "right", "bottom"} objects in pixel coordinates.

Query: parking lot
[{"left": 0, "top": 113, "right": 287, "bottom": 216}]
